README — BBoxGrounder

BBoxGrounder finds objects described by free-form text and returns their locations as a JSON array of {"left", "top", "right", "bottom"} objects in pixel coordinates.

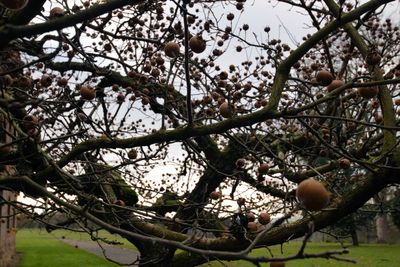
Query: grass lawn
[
  {"left": 41, "top": 228, "right": 137, "bottom": 250},
  {"left": 16, "top": 229, "right": 400, "bottom": 266},
  {"left": 16, "top": 229, "right": 119, "bottom": 267},
  {"left": 208, "top": 242, "right": 400, "bottom": 267}
]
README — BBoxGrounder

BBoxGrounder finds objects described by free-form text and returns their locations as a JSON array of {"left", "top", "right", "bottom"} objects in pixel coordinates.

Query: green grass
[
  {"left": 16, "top": 229, "right": 120, "bottom": 267},
  {"left": 207, "top": 242, "right": 400, "bottom": 266},
  {"left": 41, "top": 228, "right": 137, "bottom": 250},
  {"left": 16, "top": 229, "right": 400, "bottom": 266}
]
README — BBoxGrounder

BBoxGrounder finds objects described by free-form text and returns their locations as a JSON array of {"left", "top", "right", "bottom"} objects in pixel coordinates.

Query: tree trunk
[
  {"left": 350, "top": 228, "right": 359, "bottom": 246},
  {"left": 376, "top": 214, "right": 390, "bottom": 243},
  {"left": 137, "top": 242, "right": 175, "bottom": 267}
]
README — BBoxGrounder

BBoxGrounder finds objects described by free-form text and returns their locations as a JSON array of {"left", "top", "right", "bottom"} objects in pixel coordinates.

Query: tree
[
  {"left": 328, "top": 203, "right": 376, "bottom": 246},
  {"left": 0, "top": 0, "right": 399, "bottom": 266},
  {"left": 391, "top": 188, "right": 400, "bottom": 230}
]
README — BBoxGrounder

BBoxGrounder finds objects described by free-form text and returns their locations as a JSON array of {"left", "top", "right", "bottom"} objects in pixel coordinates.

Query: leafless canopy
[{"left": 0, "top": 0, "right": 399, "bottom": 266}]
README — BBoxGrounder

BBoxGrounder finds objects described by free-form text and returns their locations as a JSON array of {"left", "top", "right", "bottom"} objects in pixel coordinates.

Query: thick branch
[{"left": 0, "top": 0, "right": 144, "bottom": 46}]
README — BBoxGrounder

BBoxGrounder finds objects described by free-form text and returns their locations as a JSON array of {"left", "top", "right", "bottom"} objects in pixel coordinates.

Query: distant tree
[
  {"left": 0, "top": 0, "right": 400, "bottom": 266},
  {"left": 329, "top": 204, "right": 376, "bottom": 246}
]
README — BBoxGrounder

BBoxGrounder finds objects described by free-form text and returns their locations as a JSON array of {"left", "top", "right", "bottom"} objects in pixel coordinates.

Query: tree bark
[
  {"left": 350, "top": 228, "right": 359, "bottom": 246},
  {"left": 136, "top": 241, "right": 174, "bottom": 267},
  {"left": 376, "top": 214, "right": 390, "bottom": 243}
]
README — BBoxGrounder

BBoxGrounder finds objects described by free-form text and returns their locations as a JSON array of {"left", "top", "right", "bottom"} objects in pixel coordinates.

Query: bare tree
[{"left": 0, "top": 0, "right": 399, "bottom": 266}]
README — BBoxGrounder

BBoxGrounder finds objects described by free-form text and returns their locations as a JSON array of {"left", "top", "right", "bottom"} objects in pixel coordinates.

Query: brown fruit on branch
[
  {"left": 189, "top": 36, "right": 206, "bottom": 53},
  {"left": 246, "top": 212, "right": 256, "bottom": 222},
  {"left": 22, "top": 115, "right": 39, "bottom": 130},
  {"left": 235, "top": 158, "right": 246, "bottom": 168},
  {"left": 0, "top": 143, "right": 12, "bottom": 153},
  {"left": 141, "top": 96, "right": 150, "bottom": 105},
  {"left": 27, "top": 128, "right": 40, "bottom": 139},
  {"left": 57, "top": 78, "right": 68, "bottom": 87},
  {"left": 258, "top": 212, "right": 271, "bottom": 225},
  {"left": 3, "top": 74, "right": 13, "bottom": 86},
  {"left": 374, "top": 113, "right": 383, "bottom": 124},
  {"left": 339, "top": 158, "right": 351, "bottom": 169},
  {"left": 326, "top": 79, "right": 344, "bottom": 92},
  {"left": 366, "top": 52, "right": 381, "bottom": 65},
  {"left": 80, "top": 85, "right": 96, "bottom": 100},
  {"left": 358, "top": 87, "right": 378, "bottom": 99},
  {"left": 210, "top": 191, "right": 221, "bottom": 200},
  {"left": 237, "top": 198, "right": 245, "bottom": 206},
  {"left": 0, "top": 0, "right": 28, "bottom": 10},
  {"left": 247, "top": 221, "right": 258, "bottom": 232},
  {"left": 76, "top": 112, "right": 87, "bottom": 122},
  {"left": 17, "top": 76, "right": 32, "bottom": 89},
  {"left": 258, "top": 163, "right": 269, "bottom": 174},
  {"left": 50, "top": 7, "right": 65, "bottom": 18},
  {"left": 296, "top": 178, "right": 330, "bottom": 211},
  {"left": 127, "top": 149, "right": 137, "bottom": 159},
  {"left": 227, "top": 13, "right": 235, "bottom": 20},
  {"left": 40, "top": 74, "right": 52, "bottom": 87},
  {"left": 219, "top": 102, "right": 234, "bottom": 118},
  {"left": 316, "top": 70, "right": 333, "bottom": 86},
  {"left": 113, "top": 200, "right": 125, "bottom": 207},
  {"left": 164, "top": 42, "right": 180, "bottom": 58},
  {"left": 117, "top": 93, "right": 125, "bottom": 103}
]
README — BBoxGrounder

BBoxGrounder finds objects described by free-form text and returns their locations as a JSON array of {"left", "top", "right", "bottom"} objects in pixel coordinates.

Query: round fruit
[
  {"left": 57, "top": 78, "right": 68, "bottom": 87},
  {"left": 76, "top": 112, "right": 87, "bottom": 122},
  {"left": 0, "top": 143, "right": 12, "bottom": 153},
  {"left": 104, "top": 43, "right": 112, "bottom": 52},
  {"left": 366, "top": 53, "right": 381, "bottom": 65},
  {"left": 358, "top": 87, "right": 378, "bottom": 99},
  {"left": 247, "top": 221, "right": 258, "bottom": 232},
  {"left": 235, "top": 158, "right": 246, "bottom": 168},
  {"left": 40, "top": 74, "right": 52, "bottom": 87},
  {"left": 189, "top": 36, "right": 206, "bottom": 53},
  {"left": 296, "top": 178, "right": 330, "bottom": 211},
  {"left": 316, "top": 70, "right": 333, "bottom": 86},
  {"left": 113, "top": 199, "right": 125, "bottom": 206},
  {"left": 339, "top": 158, "right": 351, "bottom": 169},
  {"left": 210, "top": 191, "right": 221, "bottom": 200},
  {"left": 117, "top": 93, "right": 125, "bottom": 103},
  {"left": 17, "top": 76, "right": 32, "bottom": 89},
  {"left": 127, "top": 149, "right": 137, "bottom": 159},
  {"left": 258, "top": 163, "right": 269, "bottom": 174},
  {"left": 326, "top": 79, "right": 344, "bottom": 92},
  {"left": 270, "top": 261, "right": 285, "bottom": 267},
  {"left": 374, "top": 113, "right": 383, "bottom": 124},
  {"left": 50, "top": 6, "right": 65, "bottom": 17},
  {"left": 27, "top": 128, "right": 40, "bottom": 139},
  {"left": 219, "top": 102, "right": 234, "bottom": 118},
  {"left": 22, "top": 115, "right": 39, "bottom": 130},
  {"left": 227, "top": 13, "right": 235, "bottom": 20},
  {"left": 164, "top": 42, "right": 180, "bottom": 58},
  {"left": 0, "top": 0, "right": 28, "bottom": 10},
  {"left": 237, "top": 198, "right": 245, "bottom": 206},
  {"left": 80, "top": 85, "right": 96, "bottom": 100},
  {"left": 3, "top": 74, "right": 13, "bottom": 86},
  {"left": 141, "top": 96, "right": 150, "bottom": 105},
  {"left": 247, "top": 212, "right": 256, "bottom": 222},
  {"left": 258, "top": 212, "right": 271, "bottom": 225}
]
